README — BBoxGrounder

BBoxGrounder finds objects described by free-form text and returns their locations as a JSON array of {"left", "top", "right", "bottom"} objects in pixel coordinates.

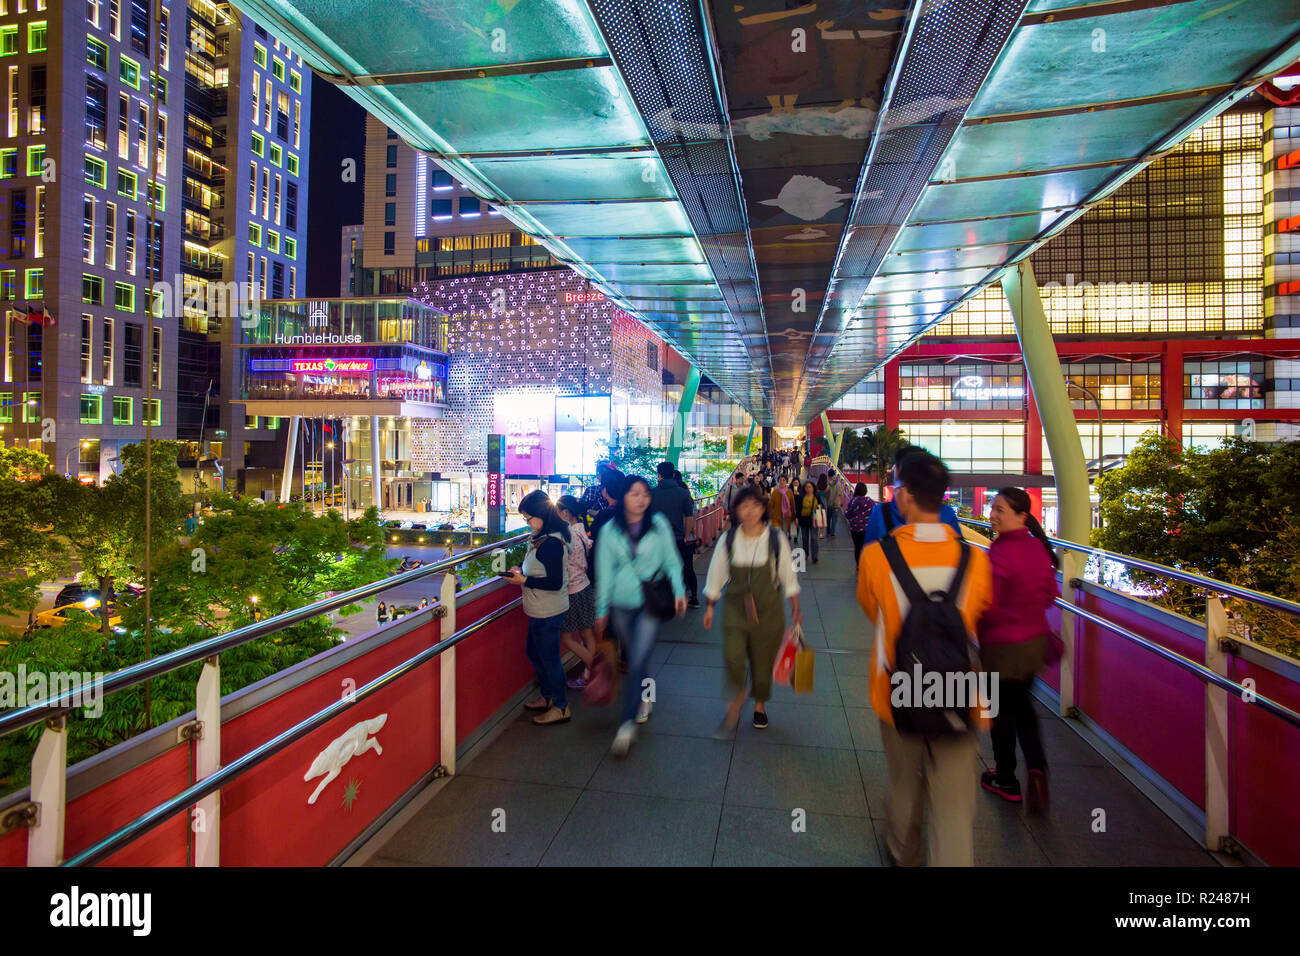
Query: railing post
[
  {"left": 438, "top": 570, "right": 457, "bottom": 776},
  {"left": 1057, "top": 551, "right": 1081, "bottom": 717},
  {"left": 1205, "top": 596, "right": 1231, "bottom": 852},
  {"left": 28, "top": 716, "right": 66, "bottom": 866},
  {"left": 193, "top": 656, "right": 221, "bottom": 867}
]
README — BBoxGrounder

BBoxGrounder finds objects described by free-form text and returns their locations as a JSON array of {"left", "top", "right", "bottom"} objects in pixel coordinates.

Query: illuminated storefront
[{"left": 231, "top": 296, "right": 451, "bottom": 508}]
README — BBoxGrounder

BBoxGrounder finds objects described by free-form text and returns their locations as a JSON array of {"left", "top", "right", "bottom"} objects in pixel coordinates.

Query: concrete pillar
[
  {"left": 370, "top": 414, "right": 382, "bottom": 511},
  {"left": 279, "top": 415, "right": 300, "bottom": 502}
]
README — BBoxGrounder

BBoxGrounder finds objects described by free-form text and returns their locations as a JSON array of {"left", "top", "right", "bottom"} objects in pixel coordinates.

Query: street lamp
[
  {"left": 462, "top": 459, "right": 481, "bottom": 529},
  {"left": 65, "top": 440, "right": 91, "bottom": 477}
]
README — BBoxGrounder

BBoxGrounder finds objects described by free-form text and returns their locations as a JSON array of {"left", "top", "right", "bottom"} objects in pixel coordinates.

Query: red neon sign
[
  {"left": 487, "top": 472, "right": 503, "bottom": 508},
  {"left": 291, "top": 358, "right": 374, "bottom": 374},
  {"left": 559, "top": 290, "right": 606, "bottom": 305}
]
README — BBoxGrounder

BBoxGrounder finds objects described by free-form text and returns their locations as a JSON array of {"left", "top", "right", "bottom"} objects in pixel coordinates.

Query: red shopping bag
[{"left": 773, "top": 624, "right": 801, "bottom": 686}]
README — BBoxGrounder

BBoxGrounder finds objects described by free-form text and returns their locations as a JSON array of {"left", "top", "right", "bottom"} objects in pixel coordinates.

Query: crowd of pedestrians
[{"left": 496, "top": 443, "right": 1061, "bottom": 865}]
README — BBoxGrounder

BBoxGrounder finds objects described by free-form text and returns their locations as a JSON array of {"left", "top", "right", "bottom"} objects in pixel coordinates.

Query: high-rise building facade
[
  {"left": 0, "top": 0, "right": 185, "bottom": 479},
  {"left": 357, "top": 114, "right": 559, "bottom": 294}
]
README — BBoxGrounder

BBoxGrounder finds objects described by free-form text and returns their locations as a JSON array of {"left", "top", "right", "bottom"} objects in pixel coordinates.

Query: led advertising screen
[
  {"left": 493, "top": 393, "right": 555, "bottom": 476},
  {"left": 555, "top": 395, "right": 612, "bottom": 477}
]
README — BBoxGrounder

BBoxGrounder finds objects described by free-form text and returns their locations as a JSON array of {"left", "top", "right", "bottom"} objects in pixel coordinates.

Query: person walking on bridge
[
  {"left": 862, "top": 445, "right": 962, "bottom": 548},
  {"left": 703, "top": 484, "right": 801, "bottom": 735},
  {"left": 856, "top": 450, "right": 992, "bottom": 866},
  {"left": 978, "top": 487, "right": 1059, "bottom": 813},
  {"left": 769, "top": 475, "right": 795, "bottom": 542},
  {"left": 845, "top": 482, "right": 874, "bottom": 565},
  {"left": 594, "top": 476, "right": 686, "bottom": 757}
]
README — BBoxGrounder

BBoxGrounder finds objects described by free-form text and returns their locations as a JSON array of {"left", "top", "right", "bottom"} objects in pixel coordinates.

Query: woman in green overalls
[{"left": 702, "top": 484, "right": 802, "bottom": 735}]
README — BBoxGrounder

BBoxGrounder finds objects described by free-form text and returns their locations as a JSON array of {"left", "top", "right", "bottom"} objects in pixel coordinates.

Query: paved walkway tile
[
  {"left": 540, "top": 791, "right": 721, "bottom": 867},
  {"left": 726, "top": 739, "right": 870, "bottom": 817},
  {"left": 713, "top": 804, "right": 882, "bottom": 867}
]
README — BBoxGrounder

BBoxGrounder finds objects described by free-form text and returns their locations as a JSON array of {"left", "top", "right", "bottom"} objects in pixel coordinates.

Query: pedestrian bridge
[{"left": 2, "top": 491, "right": 1297, "bottom": 867}]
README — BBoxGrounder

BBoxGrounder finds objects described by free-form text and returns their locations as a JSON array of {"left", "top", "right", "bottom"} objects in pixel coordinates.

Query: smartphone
[{"left": 497, "top": 571, "right": 515, "bottom": 578}]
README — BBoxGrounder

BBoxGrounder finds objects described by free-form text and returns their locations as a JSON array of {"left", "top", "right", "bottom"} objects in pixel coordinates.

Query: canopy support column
[{"left": 667, "top": 365, "right": 701, "bottom": 468}]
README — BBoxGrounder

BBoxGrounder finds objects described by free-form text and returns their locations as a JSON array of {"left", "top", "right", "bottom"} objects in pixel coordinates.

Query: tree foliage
[
  {"left": 1094, "top": 433, "right": 1300, "bottom": 659},
  {"left": 839, "top": 425, "right": 909, "bottom": 481}
]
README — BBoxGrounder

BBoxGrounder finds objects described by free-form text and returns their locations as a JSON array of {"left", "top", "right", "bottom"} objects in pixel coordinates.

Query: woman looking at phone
[{"left": 502, "top": 491, "right": 573, "bottom": 726}]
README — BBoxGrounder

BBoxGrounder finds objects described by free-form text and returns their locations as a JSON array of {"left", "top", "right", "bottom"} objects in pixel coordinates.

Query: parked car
[{"left": 29, "top": 599, "right": 122, "bottom": 633}]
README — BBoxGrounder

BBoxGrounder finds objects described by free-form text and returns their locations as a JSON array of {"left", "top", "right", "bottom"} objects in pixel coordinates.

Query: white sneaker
[
  {"left": 636, "top": 698, "right": 653, "bottom": 724},
  {"left": 611, "top": 721, "right": 637, "bottom": 757}
]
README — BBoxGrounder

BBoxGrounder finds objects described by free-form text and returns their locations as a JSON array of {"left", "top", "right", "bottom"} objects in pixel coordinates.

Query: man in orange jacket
[{"left": 856, "top": 450, "right": 993, "bottom": 866}]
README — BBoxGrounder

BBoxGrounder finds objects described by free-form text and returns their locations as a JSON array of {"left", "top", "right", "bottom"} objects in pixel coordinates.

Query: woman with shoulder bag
[
  {"left": 977, "top": 487, "right": 1060, "bottom": 813},
  {"left": 502, "top": 491, "right": 573, "bottom": 727},
  {"left": 593, "top": 475, "right": 686, "bottom": 757},
  {"left": 703, "top": 484, "right": 801, "bottom": 736},
  {"left": 794, "top": 480, "right": 820, "bottom": 564}
]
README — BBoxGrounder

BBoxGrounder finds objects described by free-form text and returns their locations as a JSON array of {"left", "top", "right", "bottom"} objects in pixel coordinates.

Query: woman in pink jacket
[{"left": 978, "top": 487, "right": 1060, "bottom": 813}]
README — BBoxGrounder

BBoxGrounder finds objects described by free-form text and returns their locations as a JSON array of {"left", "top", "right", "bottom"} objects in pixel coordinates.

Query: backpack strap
[
  {"left": 768, "top": 525, "right": 783, "bottom": 587},
  {"left": 946, "top": 539, "right": 971, "bottom": 606},
  {"left": 725, "top": 525, "right": 737, "bottom": 553},
  {"left": 879, "top": 535, "right": 927, "bottom": 607}
]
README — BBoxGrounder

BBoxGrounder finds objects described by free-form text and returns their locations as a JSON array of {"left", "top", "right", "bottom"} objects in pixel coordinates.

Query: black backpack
[{"left": 879, "top": 536, "right": 977, "bottom": 735}]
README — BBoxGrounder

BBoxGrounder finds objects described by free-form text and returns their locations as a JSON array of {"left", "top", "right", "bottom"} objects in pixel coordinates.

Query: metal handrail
[
  {"left": 61, "top": 597, "right": 524, "bottom": 867},
  {"left": 958, "top": 517, "right": 1300, "bottom": 618},
  {"left": 0, "top": 532, "right": 530, "bottom": 738},
  {"left": 1058, "top": 598, "right": 1300, "bottom": 731},
  {"left": 957, "top": 532, "right": 1300, "bottom": 730}
]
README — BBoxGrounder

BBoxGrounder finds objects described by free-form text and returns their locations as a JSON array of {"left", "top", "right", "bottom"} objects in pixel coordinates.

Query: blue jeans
[
  {"left": 525, "top": 612, "right": 567, "bottom": 710},
  {"left": 612, "top": 606, "right": 660, "bottom": 724}
]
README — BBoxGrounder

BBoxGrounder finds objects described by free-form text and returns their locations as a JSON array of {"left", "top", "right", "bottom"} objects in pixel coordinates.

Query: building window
[
  {"left": 27, "top": 21, "right": 46, "bottom": 53},
  {"left": 289, "top": 266, "right": 296, "bottom": 297},
  {"left": 293, "top": 100, "right": 300, "bottom": 148},
  {"left": 271, "top": 261, "right": 284, "bottom": 298},
  {"left": 459, "top": 197, "right": 481, "bottom": 218},
  {"left": 251, "top": 131, "right": 264, "bottom": 156},
  {"left": 148, "top": 180, "right": 164, "bottom": 212},
  {"left": 384, "top": 201, "right": 396, "bottom": 226},
  {"left": 80, "top": 394, "right": 102, "bottom": 424},
  {"left": 386, "top": 145, "right": 397, "bottom": 168},
  {"left": 82, "top": 274, "right": 103, "bottom": 304},
  {"left": 123, "top": 322, "right": 141, "bottom": 386},
  {"left": 114, "top": 281, "right": 134, "bottom": 311},
  {"left": 285, "top": 237, "right": 296, "bottom": 259},
  {"left": 0, "top": 269, "right": 15, "bottom": 299},
  {"left": 385, "top": 173, "right": 396, "bottom": 197},
  {"left": 267, "top": 229, "right": 279, "bottom": 253},
  {"left": 247, "top": 251, "right": 254, "bottom": 286},
  {"left": 112, "top": 395, "right": 132, "bottom": 424},
  {"left": 262, "top": 168, "right": 269, "bottom": 218},
  {"left": 83, "top": 196, "right": 96, "bottom": 264},
  {"left": 253, "top": 42, "right": 267, "bottom": 68},
  {"left": 272, "top": 57, "right": 284, "bottom": 81},
  {"left": 125, "top": 208, "right": 136, "bottom": 274},
  {"left": 0, "top": 26, "right": 15, "bottom": 57},
  {"left": 289, "top": 69, "right": 301, "bottom": 92},
  {"left": 10, "top": 189, "right": 26, "bottom": 258},
  {"left": 28, "top": 64, "right": 45, "bottom": 135},
  {"left": 87, "top": 34, "right": 108, "bottom": 70},
  {"left": 287, "top": 152, "right": 299, "bottom": 176},
  {"left": 119, "top": 55, "right": 140, "bottom": 90},
  {"left": 145, "top": 398, "right": 160, "bottom": 426},
  {"left": 286, "top": 181, "right": 297, "bottom": 230},
  {"left": 117, "top": 168, "right": 137, "bottom": 199},
  {"left": 26, "top": 145, "right": 44, "bottom": 176},
  {"left": 269, "top": 143, "right": 282, "bottom": 166},
  {"left": 274, "top": 174, "right": 281, "bottom": 224},
  {"left": 104, "top": 202, "right": 116, "bottom": 269},
  {"left": 117, "top": 93, "right": 129, "bottom": 159},
  {"left": 0, "top": 148, "right": 15, "bottom": 178},
  {"left": 24, "top": 267, "right": 41, "bottom": 299},
  {"left": 384, "top": 231, "right": 395, "bottom": 255},
  {"left": 248, "top": 161, "right": 257, "bottom": 214},
  {"left": 102, "top": 317, "right": 113, "bottom": 383},
  {"left": 248, "top": 222, "right": 261, "bottom": 246},
  {"left": 84, "top": 155, "right": 108, "bottom": 189},
  {"left": 81, "top": 316, "right": 93, "bottom": 383},
  {"left": 151, "top": 326, "right": 160, "bottom": 388},
  {"left": 85, "top": 78, "right": 108, "bottom": 149}
]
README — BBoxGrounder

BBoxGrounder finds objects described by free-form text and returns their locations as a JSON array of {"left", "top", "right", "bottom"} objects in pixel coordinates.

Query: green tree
[
  {"left": 840, "top": 425, "right": 908, "bottom": 481},
  {"left": 1094, "top": 433, "right": 1300, "bottom": 658},
  {"left": 0, "top": 446, "right": 50, "bottom": 481},
  {"left": 49, "top": 441, "right": 188, "bottom": 633},
  {"left": 0, "top": 471, "right": 72, "bottom": 629}
]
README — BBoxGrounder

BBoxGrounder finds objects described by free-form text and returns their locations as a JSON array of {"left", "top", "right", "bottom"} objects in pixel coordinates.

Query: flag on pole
[
  {"left": 9, "top": 308, "right": 30, "bottom": 325},
  {"left": 41, "top": 307, "right": 55, "bottom": 328},
  {"left": 27, "top": 306, "right": 42, "bottom": 326}
]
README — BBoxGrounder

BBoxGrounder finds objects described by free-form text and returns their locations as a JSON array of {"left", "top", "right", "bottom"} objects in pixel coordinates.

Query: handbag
[
  {"left": 773, "top": 624, "right": 801, "bottom": 686},
  {"left": 630, "top": 524, "right": 677, "bottom": 621},
  {"left": 813, "top": 507, "right": 827, "bottom": 529},
  {"left": 794, "top": 640, "right": 815, "bottom": 694},
  {"left": 584, "top": 640, "right": 620, "bottom": 706}
]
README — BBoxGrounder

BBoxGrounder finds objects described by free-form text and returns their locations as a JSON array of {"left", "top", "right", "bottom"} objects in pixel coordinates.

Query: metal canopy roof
[{"left": 236, "top": 0, "right": 1300, "bottom": 425}]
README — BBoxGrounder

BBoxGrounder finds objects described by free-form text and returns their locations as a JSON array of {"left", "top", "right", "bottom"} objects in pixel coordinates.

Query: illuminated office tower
[
  {"left": 180, "top": 0, "right": 310, "bottom": 487},
  {"left": 0, "top": 0, "right": 184, "bottom": 480}
]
